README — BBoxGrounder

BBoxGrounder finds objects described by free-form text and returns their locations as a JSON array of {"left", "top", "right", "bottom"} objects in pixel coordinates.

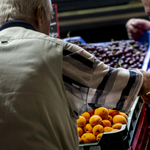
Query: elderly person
[{"left": 1, "top": 0, "right": 150, "bottom": 150}]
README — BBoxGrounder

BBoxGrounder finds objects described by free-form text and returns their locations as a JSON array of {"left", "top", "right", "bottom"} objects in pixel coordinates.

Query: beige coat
[{"left": 0, "top": 27, "right": 79, "bottom": 150}]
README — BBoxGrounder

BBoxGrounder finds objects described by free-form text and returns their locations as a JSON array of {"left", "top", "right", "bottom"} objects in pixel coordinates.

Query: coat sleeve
[{"left": 62, "top": 42, "right": 143, "bottom": 115}]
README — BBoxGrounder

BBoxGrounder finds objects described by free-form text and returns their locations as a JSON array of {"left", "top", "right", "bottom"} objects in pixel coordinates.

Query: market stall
[{"left": 63, "top": 31, "right": 150, "bottom": 150}]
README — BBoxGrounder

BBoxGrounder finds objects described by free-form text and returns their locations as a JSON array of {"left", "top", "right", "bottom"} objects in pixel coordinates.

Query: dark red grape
[
  {"left": 69, "top": 39, "right": 147, "bottom": 69},
  {"left": 122, "top": 64, "right": 128, "bottom": 69}
]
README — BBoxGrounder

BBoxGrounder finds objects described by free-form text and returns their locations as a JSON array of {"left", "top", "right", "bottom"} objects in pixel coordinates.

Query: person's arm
[
  {"left": 139, "top": 69, "right": 150, "bottom": 105},
  {"left": 125, "top": 18, "right": 150, "bottom": 40},
  {"left": 138, "top": 69, "right": 150, "bottom": 96},
  {"left": 62, "top": 42, "right": 150, "bottom": 115},
  {"left": 141, "top": 92, "right": 150, "bottom": 104}
]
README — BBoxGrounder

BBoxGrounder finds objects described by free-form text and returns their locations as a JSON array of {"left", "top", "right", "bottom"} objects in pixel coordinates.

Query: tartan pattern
[{"left": 63, "top": 42, "right": 143, "bottom": 115}]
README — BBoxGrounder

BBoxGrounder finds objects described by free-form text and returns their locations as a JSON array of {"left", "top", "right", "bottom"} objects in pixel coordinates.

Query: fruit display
[
  {"left": 77, "top": 107, "right": 128, "bottom": 144},
  {"left": 65, "top": 37, "right": 149, "bottom": 147},
  {"left": 70, "top": 39, "right": 148, "bottom": 69}
]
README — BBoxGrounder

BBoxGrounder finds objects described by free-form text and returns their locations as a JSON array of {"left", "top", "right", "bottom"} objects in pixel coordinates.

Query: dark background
[
  {"left": 59, "top": 24, "right": 129, "bottom": 43},
  {"left": 53, "top": 0, "right": 149, "bottom": 43}
]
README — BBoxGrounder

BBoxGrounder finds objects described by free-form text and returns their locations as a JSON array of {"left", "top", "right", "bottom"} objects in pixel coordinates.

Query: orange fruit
[
  {"left": 79, "top": 137, "right": 82, "bottom": 143},
  {"left": 92, "top": 124, "right": 104, "bottom": 136},
  {"left": 81, "top": 133, "right": 96, "bottom": 143},
  {"left": 102, "top": 120, "right": 111, "bottom": 127},
  {"left": 83, "top": 123, "right": 93, "bottom": 133},
  {"left": 108, "top": 115, "right": 113, "bottom": 123},
  {"left": 89, "top": 115, "right": 102, "bottom": 126},
  {"left": 96, "top": 133, "right": 103, "bottom": 141},
  {"left": 78, "top": 127, "right": 84, "bottom": 137},
  {"left": 104, "top": 127, "right": 113, "bottom": 132},
  {"left": 94, "top": 107, "right": 109, "bottom": 120},
  {"left": 113, "top": 115, "right": 127, "bottom": 124},
  {"left": 112, "top": 123, "right": 122, "bottom": 130},
  {"left": 111, "top": 129, "right": 119, "bottom": 132},
  {"left": 119, "top": 112, "right": 128, "bottom": 120},
  {"left": 77, "top": 116, "right": 87, "bottom": 127},
  {"left": 81, "top": 112, "right": 91, "bottom": 122},
  {"left": 87, "top": 110, "right": 94, "bottom": 116},
  {"left": 108, "top": 109, "right": 120, "bottom": 117}
]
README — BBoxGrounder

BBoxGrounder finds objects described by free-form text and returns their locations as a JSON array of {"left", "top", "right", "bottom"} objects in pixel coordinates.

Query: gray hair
[{"left": 0, "top": 0, "right": 52, "bottom": 25}]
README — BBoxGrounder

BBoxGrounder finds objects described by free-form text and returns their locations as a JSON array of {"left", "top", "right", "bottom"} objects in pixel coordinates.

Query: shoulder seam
[{"left": 1, "top": 37, "right": 66, "bottom": 47}]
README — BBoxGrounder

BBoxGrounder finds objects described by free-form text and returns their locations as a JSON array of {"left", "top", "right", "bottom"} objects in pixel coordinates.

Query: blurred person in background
[
  {"left": 126, "top": 0, "right": 150, "bottom": 130},
  {"left": 126, "top": 18, "right": 150, "bottom": 40},
  {"left": 125, "top": 0, "right": 150, "bottom": 40},
  {"left": 1, "top": 0, "right": 150, "bottom": 150}
]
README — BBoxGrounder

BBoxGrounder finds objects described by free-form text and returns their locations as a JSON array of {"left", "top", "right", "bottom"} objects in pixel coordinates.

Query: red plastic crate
[{"left": 129, "top": 103, "right": 150, "bottom": 150}]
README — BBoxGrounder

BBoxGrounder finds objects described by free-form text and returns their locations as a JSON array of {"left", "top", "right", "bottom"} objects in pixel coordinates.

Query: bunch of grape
[{"left": 70, "top": 39, "right": 148, "bottom": 69}]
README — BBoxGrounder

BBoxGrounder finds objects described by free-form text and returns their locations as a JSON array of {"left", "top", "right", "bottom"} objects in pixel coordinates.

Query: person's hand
[
  {"left": 125, "top": 18, "right": 150, "bottom": 40},
  {"left": 138, "top": 69, "right": 150, "bottom": 96},
  {"left": 141, "top": 92, "right": 150, "bottom": 105},
  {"left": 140, "top": 69, "right": 150, "bottom": 104}
]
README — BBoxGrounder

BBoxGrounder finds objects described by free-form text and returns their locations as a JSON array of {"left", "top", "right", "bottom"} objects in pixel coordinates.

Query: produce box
[
  {"left": 63, "top": 36, "right": 86, "bottom": 44},
  {"left": 79, "top": 97, "right": 143, "bottom": 150},
  {"left": 138, "top": 30, "right": 150, "bottom": 71},
  {"left": 129, "top": 103, "right": 150, "bottom": 150},
  {"left": 63, "top": 31, "right": 150, "bottom": 150},
  {"left": 63, "top": 36, "right": 148, "bottom": 69}
]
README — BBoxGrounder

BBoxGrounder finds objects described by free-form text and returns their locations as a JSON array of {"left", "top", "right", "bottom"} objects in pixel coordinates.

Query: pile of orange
[{"left": 77, "top": 107, "right": 128, "bottom": 144}]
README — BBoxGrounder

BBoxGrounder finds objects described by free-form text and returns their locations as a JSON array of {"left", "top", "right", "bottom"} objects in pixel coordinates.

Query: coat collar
[{"left": 0, "top": 20, "right": 36, "bottom": 31}]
